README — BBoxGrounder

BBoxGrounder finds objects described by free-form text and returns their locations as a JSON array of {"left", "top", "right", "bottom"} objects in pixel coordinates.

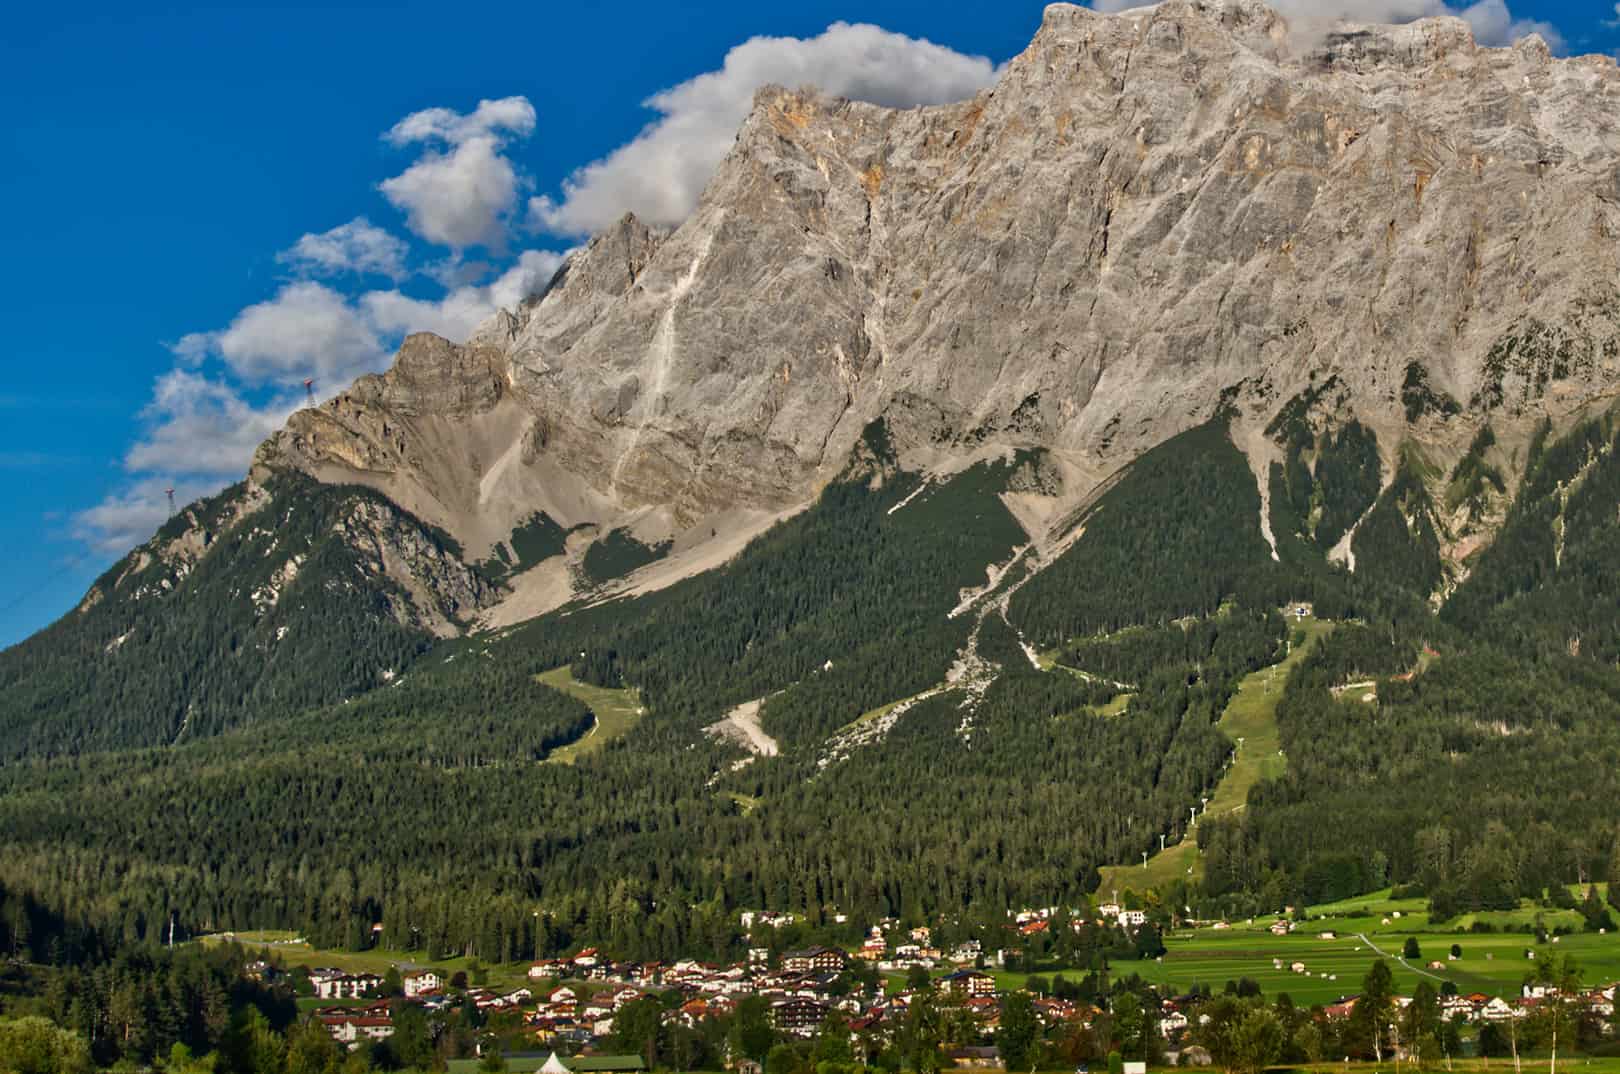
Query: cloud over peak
[
  {"left": 380, "top": 97, "right": 538, "bottom": 250},
  {"left": 278, "top": 218, "right": 409, "bottom": 280},
  {"left": 1088, "top": 0, "right": 1564, "bottom": 51},
  {"left": 530, "top": 22, "right": 997, "bottom": 237}
]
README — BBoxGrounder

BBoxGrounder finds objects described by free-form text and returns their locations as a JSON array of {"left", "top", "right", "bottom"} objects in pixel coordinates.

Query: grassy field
[
  {"left": 1102, "top": 893, "right": 1620, "bottom": 1003},
  {"left": 536, "top": 666, "right": 645, "bottom": 765},
  {"left": 203, "top": 930, "right": 537, "bottom": 992},
  {"left": 1098, "top": 615, "right": 1333, "bottom": 893}
]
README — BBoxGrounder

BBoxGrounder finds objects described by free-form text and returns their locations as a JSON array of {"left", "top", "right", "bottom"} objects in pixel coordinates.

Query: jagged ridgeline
[{"left": 0, "top": 472, "right": 487, "bottom": 759}]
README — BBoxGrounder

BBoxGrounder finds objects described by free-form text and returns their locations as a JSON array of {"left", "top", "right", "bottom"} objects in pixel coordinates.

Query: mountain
[
  {"left": 4, "top": 0, "right": 1620, "bottom": 956},
  {"left": 257, "top": 0, "right": 1620, "bottom": 629}
]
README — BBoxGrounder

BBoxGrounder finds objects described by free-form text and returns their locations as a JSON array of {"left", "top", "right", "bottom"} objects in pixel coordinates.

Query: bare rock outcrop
[{"left": 255, "top": 0, "right": 1620, "bottom": 623}]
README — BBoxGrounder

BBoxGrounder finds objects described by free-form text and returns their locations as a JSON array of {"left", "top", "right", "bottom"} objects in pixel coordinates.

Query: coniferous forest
[{"left": 2, "top": 406, "right": 1620, "bottom": 1021}]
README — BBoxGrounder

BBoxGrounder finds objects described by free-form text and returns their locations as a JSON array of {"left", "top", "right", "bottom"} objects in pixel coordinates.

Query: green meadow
[{"left": 536, "top": 665, "right": 645, "bottom": 764}]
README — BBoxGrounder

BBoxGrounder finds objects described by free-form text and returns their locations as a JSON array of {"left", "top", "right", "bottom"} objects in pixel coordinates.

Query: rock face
[{"left": 258, "top": 0, "right": 1620, "bottom": 618}]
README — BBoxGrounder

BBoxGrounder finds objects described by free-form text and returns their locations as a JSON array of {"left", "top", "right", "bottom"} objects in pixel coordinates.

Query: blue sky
[{"left": 0, "top": 0, "right": 1612, "bottom": 647}]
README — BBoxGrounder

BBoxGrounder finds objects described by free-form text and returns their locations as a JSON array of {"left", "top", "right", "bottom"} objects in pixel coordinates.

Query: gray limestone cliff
[{"left": 252, "top": 0, "right": 1620, "bottom": 625}]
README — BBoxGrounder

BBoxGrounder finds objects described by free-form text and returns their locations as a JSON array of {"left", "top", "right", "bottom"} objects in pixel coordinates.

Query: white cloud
[
  {"left": 384, "top": 96, "right": 536, "bottom": 147},
  {"left": 73, "top": 477, "right": 223, "bottom": 555},
  {"left": 125, "top": 370, "right": 298, "bottom": 476},
  {"left": 1091, "top": 0, "right": 1563, "bottom": 50},
  {"left": 181, "top": 281, "right": 389, "bottom": 388},
  {"left": 1605, "top": 2, "right": 1619, "bottom": 28},
  {"left": 380, "top": 96, "right": 537, "bottom": 250},
  {"left": 362, "top": 249, "right": 567, "bottom": 342},
  {"left": 277, "top": 218, "right": 409, "bottom": 279},
  {"left": 529, "top": 22, "right": 997, "bottom": 236}
]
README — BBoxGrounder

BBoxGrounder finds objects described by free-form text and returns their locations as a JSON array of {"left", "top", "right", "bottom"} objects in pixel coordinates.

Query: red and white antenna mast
[
  {"left": 303, "top": 378, "right": 316, "bottom": 406},
  {"left": 165, "top": 488, "right": 176, "bottom": 515}
]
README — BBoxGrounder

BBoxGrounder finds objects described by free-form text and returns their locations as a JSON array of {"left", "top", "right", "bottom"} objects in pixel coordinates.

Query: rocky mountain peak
[{"left": 248, "top": 0, "right": 1620, "bottom": 631}]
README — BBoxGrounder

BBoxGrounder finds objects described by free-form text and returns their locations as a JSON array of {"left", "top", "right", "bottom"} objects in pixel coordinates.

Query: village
[{"left": 294, "top": 901, "right": 1620, "bottom": 1068}]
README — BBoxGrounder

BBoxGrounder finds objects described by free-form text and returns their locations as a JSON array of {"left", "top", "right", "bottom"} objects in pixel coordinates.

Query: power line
[{"left": 0, "top": 549, "right": 100, "bottom": 618}]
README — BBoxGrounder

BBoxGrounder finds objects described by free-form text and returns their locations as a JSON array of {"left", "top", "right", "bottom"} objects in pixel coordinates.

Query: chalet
[
  {"left": 1159, "top": 1009, "right": 1189, "bottom": 1036},
  {"left": 1034, "top": 997, "right": 1083, "bottom": 1024},
  {"left": 772, "top": 996, "right": 829, "bottom": 1036},
  {"left": 781, "top": 946, "right": 846, "bottom": 974},
  {"left": 943, "top": 970, "right": 997, "bottom": 999},
  {"left": 319, "top": 1008, "right": 395, "bottom": 1047},
  {"left": 1117, "top": 909, "right": 1148, "bottom": 929},
  {"left": 403, "top": 970, "right": 442, "bottom": 998},
  {"left": 573, "top": 948, "right": 601, "bottom": 969},
  {"left": 1440, "top": 995, "right": 1478, "bottom": 1021},
  {"left": 314, "top": 972, "right": 383, "bottom": 1000},
  {"left": 1480, "top": 997, "right": 1518, "bottom": 1022},
  {"left": 1322, "top": 998, "right": 1357, "bottom": 1020},
  {"left": 1269, "top": 920, "right": 1292, "bottom": 936}
]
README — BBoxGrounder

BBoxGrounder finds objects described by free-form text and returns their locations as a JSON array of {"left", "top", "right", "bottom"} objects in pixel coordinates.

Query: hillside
[{"left": 3, "top": 0, "right": 1620, "bottom": 963}]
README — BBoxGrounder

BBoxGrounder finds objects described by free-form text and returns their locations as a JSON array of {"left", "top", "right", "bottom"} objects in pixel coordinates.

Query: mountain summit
[{"left": 247, "top": 0, "right": 1620, "bottom": 627}]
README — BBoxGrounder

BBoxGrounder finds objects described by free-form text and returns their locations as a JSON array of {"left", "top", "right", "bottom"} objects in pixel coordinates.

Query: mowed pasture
[
  {"left": 1109, "top": 905, "right": 1620, "bottom": 1004},
  {"left": 536, "top": 666, "right": 645, "bottom": 764}
]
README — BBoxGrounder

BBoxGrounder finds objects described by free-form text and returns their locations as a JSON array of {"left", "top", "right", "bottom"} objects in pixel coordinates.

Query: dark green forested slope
[
  {"left": 1203, "top": 627, "right": 1620, "bottom": 914},
  {"left": 3, "top": 408, "right": 1620, "bottom": 959},
  {"left": 0, "top": 472, "right": 468, "bottom": 759},
  {"left": 1009, "top": 421, "right": 1280, "bottom": 647},
  {"left": 1203, "top": 411, "right": 1620, "bottom": 917},
  {"left": 1444, "top": 411, "right": 1620, "bottom": 662},
  {"left": 516, "top": 432, "right": 1029, "bottom": 742},
  {"left": 1348, "top": 449, "right": 1445, "bottom": 599}
]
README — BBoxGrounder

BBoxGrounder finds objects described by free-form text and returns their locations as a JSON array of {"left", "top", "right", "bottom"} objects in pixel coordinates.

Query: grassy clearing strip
[
  {"left": 1098, "top": 616, "right": 1333, "bottom": 893},
  {"left": 536, "top": 666, "right": 645, "bottom": 765},
  {"left": 200, "top": 933, "right": 534, "bottom": 992}
]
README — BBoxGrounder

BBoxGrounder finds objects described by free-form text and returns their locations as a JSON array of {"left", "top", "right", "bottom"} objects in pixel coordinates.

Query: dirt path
[{"left": 1357, "top": 932, "right": 1447, "bottom": 981}]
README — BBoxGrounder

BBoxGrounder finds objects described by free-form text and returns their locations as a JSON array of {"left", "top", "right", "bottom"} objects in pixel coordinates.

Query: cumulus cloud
[
  {"left": 529, "top": 22, "right": 997, "bottom": 236},
  {"left": 380, "top": 96, "right": 536, "bottom": 249},
  {"left": 383, "top": 96, "right": 536, "bottom": 148},
  {"left": 175, "top": 281, "right": 389, "bottom": 388},
  {"left": 125, "top": 370, "right": 299, "bottom": 476},
  {"left": 361, "top": 249, "right": 567, "bottom": 341},
  {"left": 277, "top": 218, "right": 409, "bottom": 279},
  {"left": 1089, "top": 0, "right": 1563, "bottom": 50}
]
